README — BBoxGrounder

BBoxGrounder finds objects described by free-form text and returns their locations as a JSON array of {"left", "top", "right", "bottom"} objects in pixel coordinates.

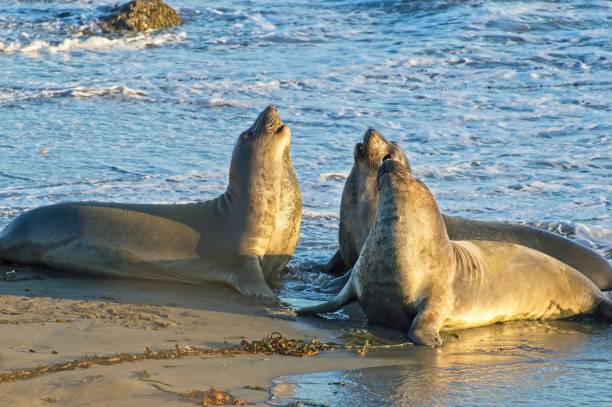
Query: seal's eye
[{"left": 382, "top": 154, "right": 392, "bottom": 162}]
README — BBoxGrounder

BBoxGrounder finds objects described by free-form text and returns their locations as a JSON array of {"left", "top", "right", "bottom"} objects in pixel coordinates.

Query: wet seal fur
[
  {"left": 322, "top": 129, "right": 612, "bottom": 291},
  {"left": 0, "top": 106, "right": 301, "bottom": 298},
  {"left": 299, "top": 160, "right": 612, "bottom": 347}
]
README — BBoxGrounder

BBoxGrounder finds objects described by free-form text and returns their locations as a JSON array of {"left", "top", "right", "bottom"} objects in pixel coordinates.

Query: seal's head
[
  {"left": 376, "top": 159, "right": 447, "bottom": 245},
  {"left": 376, "top": 158, "right": 415, "bottom": 209},
  {"left": 377, "top": 156, "right": 411, "bottom": 186},
  {"left": 354, "top": 128, "right": 411, "bottom": 172},
  {"left": 227, "top": 105, "right": 292, "bottom": 254},
  {"left": 337, "top": 128, "right": 412, "bottom": 268},
  {"left": 229, "top": 105, "right": 290, "bottom": 189}
]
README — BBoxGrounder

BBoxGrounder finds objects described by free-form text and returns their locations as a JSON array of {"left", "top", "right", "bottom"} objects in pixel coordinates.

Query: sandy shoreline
[
  {"left": 2, "top": 264, "right": 610, "bottom": 406},
  {"left": 0, "top": 264, "right": 408, "bottom": 406}
]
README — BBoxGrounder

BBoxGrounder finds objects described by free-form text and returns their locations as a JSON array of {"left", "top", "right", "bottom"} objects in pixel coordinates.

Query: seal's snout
[
  {"left": 377, "top": 159, "right": 411, "bottom": 190},
  {"left": 363, "top": 128, "right": 387, "bottom": 151},
  {"left": 364, "top": 128, "right": 385, "bottom": 144},
  {"left": 261, "top": 104, "right": 280, "bottom": 123},
  {"left": 264, "top": 104, "right": 278, "bottom": 117},
  {"left": 361, "top": 128, "right": 391, "bottom": 163},
  {"left": 252, "top": 105, "right": 283, "bottom": 137}
]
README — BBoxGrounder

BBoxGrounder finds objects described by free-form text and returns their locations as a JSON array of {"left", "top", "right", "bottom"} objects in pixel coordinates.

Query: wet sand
[{"left": 0, "top": 265, "right": 407, "bottom": 406}]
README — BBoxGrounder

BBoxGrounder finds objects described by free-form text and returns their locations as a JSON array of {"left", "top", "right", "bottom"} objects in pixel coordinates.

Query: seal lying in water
[
  {"left": 299, "top": 160, "right": 612, "bottom": 347},
  {"left": 0, "top": 105, "right": 301, "bottom": 298},
  {"left": 322, "top": 128, "right": 612, "bottom": 291}
]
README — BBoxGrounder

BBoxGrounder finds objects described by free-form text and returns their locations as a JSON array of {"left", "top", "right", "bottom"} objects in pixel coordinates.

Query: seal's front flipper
[
  {"left": 320, "top": 250, "right": 348, "bottom": 275},
  {"left": 296, "top": 275, "right": 356, "bottom": 315},
  {"left": 407, "top": 298, "right": 447, "bottom": 348},
  {"left": 229, "top": 256, "right": 275, "bottom": 298}
]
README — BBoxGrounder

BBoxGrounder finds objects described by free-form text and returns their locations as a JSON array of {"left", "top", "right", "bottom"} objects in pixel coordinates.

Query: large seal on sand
[
  {"left": 0, "top": 106, "right": 301, "bottom": 298},
  {"left": 299, "top": 160, "right": 612, "bottom": 347},
  {"left": 322, "top": 129, "right": 612, "bottom": 291}
]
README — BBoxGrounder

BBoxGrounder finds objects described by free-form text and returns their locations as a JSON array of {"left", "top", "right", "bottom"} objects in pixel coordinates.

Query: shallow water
[
  {"left": 0, "top": 0, "right": 611, "bottom": 404},
  {"left": 270, "top": 320, "right": 612, "bottom": 406}
]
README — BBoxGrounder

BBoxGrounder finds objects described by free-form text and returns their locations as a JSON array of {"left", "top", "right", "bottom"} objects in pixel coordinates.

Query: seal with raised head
[
  {"left": 0, "top": 105, "right": 301, "bottom": 298},
  {"left": 299, "top": 160, "right": 612, "bottom": 347},
  {"left": 322, "top": 128, "right": 612, "bottom": 291}
]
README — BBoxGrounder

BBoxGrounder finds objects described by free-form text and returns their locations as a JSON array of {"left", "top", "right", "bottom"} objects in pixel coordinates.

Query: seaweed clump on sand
[
  {"left": 0, "top": 333, "right": 333, "bottom": 385},
  {"left": 100, "top": 0, "right": 182, "bottom": 32},
  {"left": 239, "top": 332, "right": 333, "bottom": 357}
]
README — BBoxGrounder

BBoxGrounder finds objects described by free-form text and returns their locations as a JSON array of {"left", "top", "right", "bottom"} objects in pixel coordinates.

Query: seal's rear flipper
[
  {"left": 597, "top": 298, "right": 612, "bottom": 320},
  {"left": 296, "top": 276, "right": 356, "bottom": 315},
  {"left": 229, "top": 256, "right": 275, "bottom": 298},
  {"left": 320, "top": 268, "right": 352, "bottom": 294},
  {"left": 320, "top": 250, "right": 348, "bottom": 275}
]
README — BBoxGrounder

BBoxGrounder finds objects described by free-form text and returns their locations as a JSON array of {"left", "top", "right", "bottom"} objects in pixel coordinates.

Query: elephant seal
[
  {"left": 299, "top": 160, "right": 612, "bottom": 347},
  {"left": 0, "top": 105, "right": 301, "bottom": 298},
  {"left": 321, "top": 129, "right": 612, "bottom": 291}
]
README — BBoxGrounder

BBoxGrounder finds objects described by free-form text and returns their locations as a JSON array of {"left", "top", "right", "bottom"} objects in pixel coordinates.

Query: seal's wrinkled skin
[
  {"left": 0, "top": 106, "right": 301, "bottom": 298},
  {"left": 322, "top": 129, "right": 612, "bottom": 291},
  {"left": 299, "top": 160, "right": 612, "bottom": 347}
]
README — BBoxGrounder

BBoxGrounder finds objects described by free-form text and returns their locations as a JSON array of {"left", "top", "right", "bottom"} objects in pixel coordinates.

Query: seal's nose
[
  {"left": 263, "top": 105, "right": 279, "bottom": 122},
  {"left": 364, "top": 128, "right": 386, "bottom": 145},
  {"left": 252, "top": 105, "right": 282, "bottom": 136}
]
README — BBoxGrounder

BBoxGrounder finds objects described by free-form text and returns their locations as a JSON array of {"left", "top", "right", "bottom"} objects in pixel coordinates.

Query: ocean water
[{"left": 0, "top": 0, "right": 610, "bottom": 405}]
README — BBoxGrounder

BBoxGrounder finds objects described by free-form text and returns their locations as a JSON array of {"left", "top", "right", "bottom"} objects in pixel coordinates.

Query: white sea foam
[
  {"left": 302, "top": 210, "right": 339, "bottom": 221},
  {"left": 519, "top": 180, "right": 563, "bottom": 192},
  {"left": 205, "top": 97, "right": 252, "bottom": 108},
  {"left": 575, "top": 223, "right": 612, "bottom": 246},
  {"left": 318, "top": 172, "right": 349, "bottom": 182},
  {"left": 0, "top": 32, "right": 187, "bottom": 56},
  {"left": 0, "top": 85, "right": 151, "bottom": 103},
  {"left": 71, "top": 86, "right": 150, "bottom": 99},
  {"left": 248, "top": 13, "right": 277, "bottom": 31},
  {"left": 164, "top": 170, "right": 224, "bottom": 183},
  {"left": 405, "top": 57, "right": 435, "bottom": 67},
  {"left": 192, "top": 79, "right": 283, "bottom": 93}
]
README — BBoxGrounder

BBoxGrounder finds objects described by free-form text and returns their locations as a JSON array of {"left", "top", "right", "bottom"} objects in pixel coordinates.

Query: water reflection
[{"left": 270, "top": 320, "right": 611, "bottom": 406}]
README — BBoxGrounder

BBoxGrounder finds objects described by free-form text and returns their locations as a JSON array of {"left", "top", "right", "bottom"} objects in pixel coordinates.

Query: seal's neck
[
  {"left": 221, "top": 145, "right": 284, "bottom": 256},
  {"left": 376, "top": 179, "right": 455, "bottom": 287}
]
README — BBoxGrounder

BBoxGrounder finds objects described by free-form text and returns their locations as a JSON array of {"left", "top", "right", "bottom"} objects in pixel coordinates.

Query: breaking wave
[
  {"left": 0, "top": 85, "right": 151, "bottom": 104},
  {"left": 0, "top": 31, "right": 187, "bottom": 56}
]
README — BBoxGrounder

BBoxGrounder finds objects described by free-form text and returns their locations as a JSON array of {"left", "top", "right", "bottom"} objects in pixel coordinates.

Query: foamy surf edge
[
  {"left": 0, "top": 85, "right": 151, "bottom": 103},
  {"left": 0, "top": 31, "right": 187, "bottom": 56}
]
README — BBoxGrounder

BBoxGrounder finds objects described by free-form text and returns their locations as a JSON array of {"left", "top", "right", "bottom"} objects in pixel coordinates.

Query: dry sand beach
[{"left": 0, "top": 264, "right": 408, "bottom": 406}]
